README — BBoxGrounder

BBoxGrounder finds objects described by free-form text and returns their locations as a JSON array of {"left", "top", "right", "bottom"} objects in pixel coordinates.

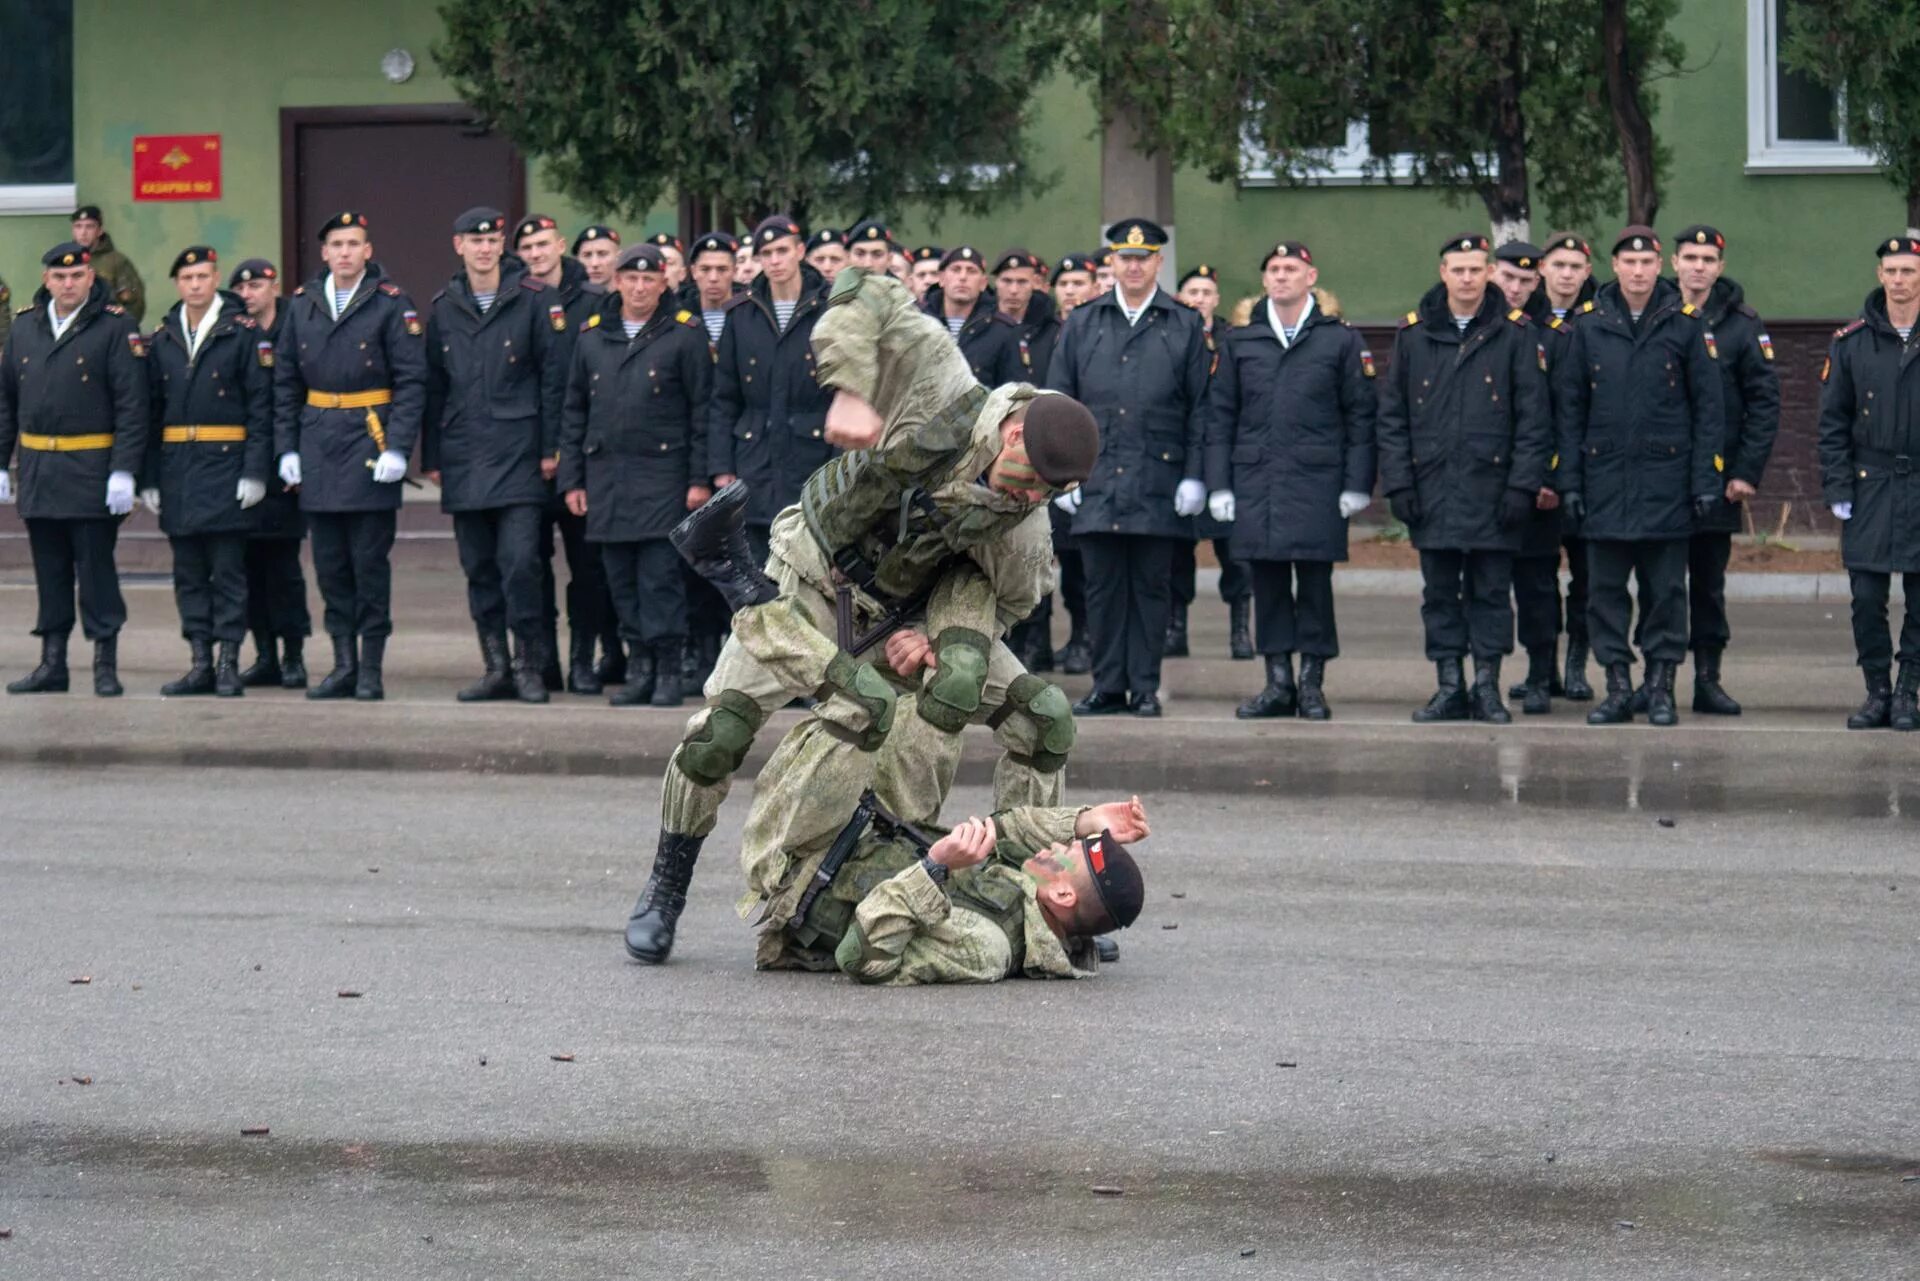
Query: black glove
[
  {"left": 1561, "top": 491, "right": 1586, "bottom": 524},
  {"left": 1388, "top": 490, "right": 1421, "bottom": 526},
  {"left": 1499, "top": 487, "right": 1535, "bottom": 529},
  {"left": 1692, "top": 493, "right": 1720, "bottom": 521}
]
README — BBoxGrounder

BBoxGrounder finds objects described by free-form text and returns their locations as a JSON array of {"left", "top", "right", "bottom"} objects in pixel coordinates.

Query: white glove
[
  {"left": 1207, "top": 489, "right": 1235, "bottom": 523},
  {"left": 278, "top": 452, "right": 302, "bottom": 487},
  {"left": 1053, "top": 488, "right": 1082, "bottom": 514},
  {"left": 1174, "top": 478, "right": 1207, "bottom": 517},
  {"left": 1338, "top": 490, "right": 1372, "bottom": 519},
  {"left": 140, "top": 486, "right": 162, "bottom": 515},
  {"left": 371, "top": 450, "right": 408, "bottom": 484},
  {"left": 0, "top": 470, "right": 13, "bottom": 504},
  {"left": 106, "top": 471, "right": 136, "bottom": 516},
  {"left": 1831, "top": 502, "right": 1852, "bottom": 521},
  {"left": 237, "top": 478, "right": 266, "bottom": 509}
]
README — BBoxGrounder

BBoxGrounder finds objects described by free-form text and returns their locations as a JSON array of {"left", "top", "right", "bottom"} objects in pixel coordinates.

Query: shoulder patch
[
  {"left": 378, "top": 281, "right": 402, "bottom": 296},
  {"left": 403, "top": 308, "right": 422, "bottom": 336},
  {"left": 1359, "top": 349, "right": 1377, "bottom": 379},
  {"left": 234, "top": 314, "right": 256, "bottom": 330},
  {"left": 1680, "top": 302, "right": 1698, "bottom": 317},
  {"left": 586, "top": 313, "right": 602, "bottom": 328},
  {"left": 1704, "top": 332, "right": 1719, "bottom": 360},
  {"left": 1547, "top": 316, "right": 1567, "bottom": 331},
  {"left": 104, "top": 303, "right": 126, "bottom": 316},
  {"left": 293, "top": 285, "right": 306, "bottom": 297},
  {"left": 1757, "top": 332, "right": 1774, "bottom": 362},
  {"left": 256, "top": 339, "right": 275, "bottom": 368},
  {"left": 1399, "top": 310, "right": 1418, "bottom": 329},
  {"left": 676, "top": 309, "right": 694, "bottom": 325},
  {"left": 548, "top": 303, "right": 567, "bottom": 332},
  {"left": 1579, "top": 300, "right": 1596, "bottom": 314},
  {"left": 126, "top": 331, "right": 147, "bottom": 358},
  {"left": 1507, "top": 308, "right": 1528, "bottom": 326},
  {"left": 520, "top": 277, "right": 547, "bottom": 292},
  {"left": 1835, "top": 318, "right": 1866, "bottom": 340},
  {"left": 1735, "top": 301, "right": 1759, "bottom": 319}
]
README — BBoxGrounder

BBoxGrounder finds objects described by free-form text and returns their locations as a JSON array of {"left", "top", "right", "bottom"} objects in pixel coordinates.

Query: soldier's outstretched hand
[{"left": 1079, "top": 795, "right": 1150, "bottom": 843}]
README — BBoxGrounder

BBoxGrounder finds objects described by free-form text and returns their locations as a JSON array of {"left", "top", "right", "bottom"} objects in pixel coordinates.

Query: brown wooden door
[{"left": 280, "top": 107, "right": 525, "bottom": 304}]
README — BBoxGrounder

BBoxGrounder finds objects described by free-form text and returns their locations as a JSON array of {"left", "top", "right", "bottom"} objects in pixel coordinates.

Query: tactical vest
[{"left": 787, "top": 836, "right": 1026, "bottom": 967}]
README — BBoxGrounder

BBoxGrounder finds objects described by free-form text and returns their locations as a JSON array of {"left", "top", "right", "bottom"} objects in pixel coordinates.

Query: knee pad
[
  {"left": 676, "top": 688, "right": 767, "bottom": 787},
  {"left": 915, "top": 626, "right": 990, "bottom": 734},
  {"left": 989, "top": 673, "right": 1076, "bottom": 772},
  {"left": 820, "top": 652, "right": 896, "bottom": 751}
]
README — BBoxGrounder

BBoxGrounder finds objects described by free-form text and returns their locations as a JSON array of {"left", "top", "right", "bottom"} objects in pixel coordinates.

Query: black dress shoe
[
  {"left": 1130, "top": 693, "right": 1162, "bottom": 717},
  {"left": 1072, "top": 690, "right": 1130, "bottom": 716}
]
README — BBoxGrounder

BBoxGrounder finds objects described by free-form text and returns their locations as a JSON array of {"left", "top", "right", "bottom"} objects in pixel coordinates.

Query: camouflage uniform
[{"left": 86, "top": 234, "right": 147, "bottom": 326}]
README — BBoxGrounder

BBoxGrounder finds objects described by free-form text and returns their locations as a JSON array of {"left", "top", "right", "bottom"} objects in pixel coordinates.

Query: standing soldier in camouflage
[
  {"left": 142, "top": 246, "right": 273, "bottom": 698},
  {"left": 1168, "top": 262, "right": 1252, "bottom": 661},
  {"left": 69, "top": 205, "right": 146, "bottom": 326},
  {"left": 273, "top": 212, "right": 428, "bottom": 702},
  {"left": 1, "top": 242, "right": 149, "bottom": 696}
]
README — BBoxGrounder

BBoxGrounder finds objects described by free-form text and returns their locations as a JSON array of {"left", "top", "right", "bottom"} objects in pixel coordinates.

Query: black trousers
[
  {"left": 1513, "top": 537, "right": 1587, "bottom": 651},
  {"left": 26, "top": 517, "right": 125, "bottom": 640},
  {"left": 1848, "top": 570, "right": 1920, "bottom": 671},
  {"left": 1171, "top": 537, "right": 1251, "bottom": 606},
  {"left": 1587, "top": 537, "right": 1688, "bottom": 666},
  {"left": 1080, "top": 533, "right": 1177, "bottom": 697},
  {"left": 308, "top": 510, "right": 397, "bottom": 639},
  {"left": 170, "top": 532, "right": 248, "bottom": 642},
  {"left": 602, "top": 538, "right": 687, "bottom": 648},
  {"left": 1687, "top": 530, "right": 1732, "bottom": 652},
  {"left": 245, "top": 538, "right": 311, "bottom": 638},
  {"left": 539, "top": 493, "right": 610, "bottom": 648},
  {"left": 1417, "top": 548, "right": 1514, "bottom": 660},
  {"left": 1248, "top": 559, "right": 1338, "bottom": 658},
  {"left": 454, "top": 504, "right": 544, "bottom": 639}
]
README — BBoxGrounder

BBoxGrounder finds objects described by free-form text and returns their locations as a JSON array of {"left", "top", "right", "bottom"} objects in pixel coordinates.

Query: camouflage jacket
[{"left": 88, "top": 234, "right": 147, "bottom": 326}]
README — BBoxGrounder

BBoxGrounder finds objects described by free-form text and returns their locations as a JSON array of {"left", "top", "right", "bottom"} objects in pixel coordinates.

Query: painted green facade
[{"left": 0, "top": 0, "right": 1899, "bottom": 323}]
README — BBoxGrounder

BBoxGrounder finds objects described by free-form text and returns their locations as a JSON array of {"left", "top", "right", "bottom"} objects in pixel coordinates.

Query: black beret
[
  {"left": 910, "top": 244, "right": 944, "bottom": 264},
  {"left": 1674, "top": 224, "right": 1726, "bottom": 251},
  {"left": 1494, "top": 241, "right": 1542, "bottom": 269},
  {"left": 229, "top": 258, "right": 278, "bottom": 287},
  {"left": 319, "top": 211, "right": 371, "bottom": 242},
  {"left": 71, "top": 205, "right": 102, "bottom": 223},
  {"left": 1096, "top": 250, "right": 1114, "bottom": 267},
  {"left": 1022, "top": 392, "right": 1100, "bottom": 487},
  {"left": 940, "top": 245, "right": 984, "bottom": 270},
  {"left": 453, "top": 206, "right": 506, "bottom": 235},
  {"left": 806, "top": 227, "right": 847, "bottom": 251},
  {"left": 751, "top": 215, "right": 804, "bottom": 248},
  {"left": 572, "top": 224, "right": 620, "bottom": 254},
  {"left": 168, "top": 245, "right": 218, "bottom": 277},
  {"left": 1082, "top": 829, "right": 1145, "bottom": 931},
  {"left": 1261, "top": 241, "right": 1313, "bottom": 268},
  {"left": 1105, "top": 217, "right": 1167, "bottom": 255},
  {"left": 615, "top": 243, "right": 665, "bottom": 273},
  {"left": 514, "top": 214, "right": 559, "bottom": 243},
  {"left": 646, "top": 232, "right": 685, "bottom": 253},
  {"left": 992, "top": 248, "right": 1043, "bottom": 275},
  {"left": 691, "top": 231, "right": 740, "bottom": 257},
  {"left": 1877, "top": 236, "right": 1920, "bottom": 258},
  {"left": 1054, "top": 252, "right": 1098, "bottom": 278},
  {"left": 42, "top": 242, "right": 91, "bottom": 268},
  {"left": 1611, "top": 225, "right": 1661, "bottom": 255},
  {"left": 1442, "top": 232, "right": 1492, "bottom": 256},
  {"left": 1177, "top": 263, "right": 1220, "bottom": 288},
  {"left": 1542, "top": 231, "right": 1591, "bottom": 258},
  {"left": 848, "top": 219, "right": 894, "bottom": 245}
]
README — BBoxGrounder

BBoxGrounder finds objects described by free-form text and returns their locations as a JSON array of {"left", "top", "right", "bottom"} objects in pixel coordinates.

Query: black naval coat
[
  {"left": 1556, "top": 278, "right": 1725, "bottom": 543},
  {"left": 707, "top": 263, "right": 834, "bottom": 526},
  {"left": 247, "top": 307, "right": 304, "bottom": 540},
  {"left": 1515, "top": 280, "right": 1596, "bottom": 555},
  {"left": 143, "top": 291, "right": 274, "bottom": 537},
  {"left": 1377, "top": 284, "right": 1553, "bottom": 554},
  {"left": 1691, "top": 276, "right": 1781, "bottom": 535},
  {"left": 1014, "top": 291, "right": 1062, "bottom": 390},
  {"left": 422, "top": 261, "right": 568, "bottom": 512},
  {"left": 557, "top": 296, "right": 713, "bottom": 544},
  {"left": 1818, "top": 288, "right": 1920, "bottom": 575},
  {"left": 0, "top": 278, "right": 149, "bottom": 521},
  {"left": 921, "top": 285, "right": 1026, "bottom": 387},
  {"left": 272, "top": 262, "right": 428, "bottom": 514},
  {"left": 1192, "top": 315, "right": 1234, "bottom": 542},
  {"left": 1046, "top": 285, "right": 1211, "bottom": 542},
  {"left": 1204, "top": 297, "right": 1377, "bottom": 563}
]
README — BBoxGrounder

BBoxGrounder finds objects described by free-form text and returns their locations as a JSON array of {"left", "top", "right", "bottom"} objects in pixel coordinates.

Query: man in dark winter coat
[
  {"left": 273, "top": 211, "right": 429, "bottom": 702},
  {"left": 1379, "top": 234, "right": 1553, "bottom": 724},
  {"left": 1204, "top": 242, "right": 1377, "bottom": 721},
  {"left": 1819, "top": 237, "right": 1920, "bottom": 731},
  {"left": 1, "top": 242, "right": 149, "bottom": 697},
  {"left": 1168, "top": 262, "right": 1251, "bottom": 661},
  {"left": 922, "top": 246, "right": 1025, "bottom": 388},
  {"left": 996, "top": 248, "right": 1071, "bottom": 673},
  {"left": 1047, "top": 218, "right": 1211, "bottom": 718},
  {"left": 1555, "top": 226, "right": 1724, "bottom": 727},
  {"left": 142, "top": 247, "right": 274, "bottom": 697},
  {"left": 558, "top": 244, "right": 713, "bottom": 707},
  {"left": 423, "top": 207, "right": 570, "bottom": 704},
  {"left": 679, "top": 230, "right": 748, "bottom": 688}
]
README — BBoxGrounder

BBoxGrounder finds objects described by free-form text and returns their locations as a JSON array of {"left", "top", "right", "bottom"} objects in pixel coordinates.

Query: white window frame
[
  {"left": 1239, "top": 121, "right": 1419, "bottom": 188},
  {"left": 0, "top": 183, "right": 78, "bottom": 216},
  {"left": 1746, "top": 0, "right": 1878, "bottom": 173}
]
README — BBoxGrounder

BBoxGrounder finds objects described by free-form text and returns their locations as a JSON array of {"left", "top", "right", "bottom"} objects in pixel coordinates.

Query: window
[
  {"left": 1239, "top": 120, "right": 1420, "bottom": 189},
  {"left": 1747, "top": 0, "right": 1877, "bottom": 173},
  {"left": 0, "top": 0, "right": 75, "bottom": 213}
]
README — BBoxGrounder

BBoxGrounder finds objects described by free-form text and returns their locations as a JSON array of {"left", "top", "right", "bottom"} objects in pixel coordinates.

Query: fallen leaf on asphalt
[
  {"left": 337, "top": 990, "right": 364, "bottom": 999},
  {"left": 551, "top": 1053, "right": 575, "bottom": 1063},
  {"left": 0, "top": 1228, "right": 12, "bottom": 1240},
  {"left": 1657, "top": 817, "right": 1676, "bottom": 828},
  {"left": 71, "top": 1076, "right": 92, "bottom": 1086},
  {"left": 1241, "top": 1248, "right": 1256, "bottom": 1258},
  {"left": 241, "top": 1126, "right": 270, "bottom": 1137},
  {"left": 68, "top": 976, "right": 91, "bottom": 985},
  {"left": 1170, "top": 892, "right": 1186, "bottom": 899},
  {"left": 1275, "top": 1061, "right": 1297, "bottom": 1068},
  {"left": 1089, "top": 1185, "right": 1124, "bottom": 1196},
  {"left": 479, "top": 1057, "right": 488, "bottom": 1067},
  {"left": 1161, "top": 923, "right": 1179, "bottom": 931},
  {"left": 1614, "top": 1220, "right": 1637, "bottom": 1230},
  {"left": 368, "top": 868, "right": 380, "bottom": 873}
]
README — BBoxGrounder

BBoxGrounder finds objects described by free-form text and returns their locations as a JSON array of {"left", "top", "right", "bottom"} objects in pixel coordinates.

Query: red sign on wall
[{"left": 133, "top": 134, "right": 222, "bottom": 202}]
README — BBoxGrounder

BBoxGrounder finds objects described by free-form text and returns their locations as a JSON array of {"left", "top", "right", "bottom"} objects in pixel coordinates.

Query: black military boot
[
  {"left": 1228, "top": 598, "right": 1254, "bottom": 660},
  {"left": 1587, "top": 662, "right": 1636, "bottom": 725},
  {"left": 458, "top": 628, "right": 513, "bottom": 702},
  {"left": 624, "top": 831, "right": 705, "bottom": 964},
  {"left": 540, "top": 627, "right": 564, "bottom": 692},
  {"left": 608, "top": 645, "right": 656, "bottom": 706},
  {"left": 1056, "top": 627, "right": 1091, "bottom": 675},
  {"left": 1235, "top": 654, "right": 1297, "bottom": 719},
  {"left": 354, "top": 636, "right": 385, "bottom": 701},
  {"left": 239, "top": 628, "right": 282, "bottom": 687},
  {"left": 1644, "top": 659, "right": 1679, "bottom": 727},
  {"left": 1891, "top": 664, "right": 1920, "bottom": 732},
  {"left": 1163, "top": 603, "right": 1189, "bottom": 658},
  {"left": 1562, "top": 637, "right": 1594, "bottom": 701},
  {"left": 1848, "top": 667, "right": 1894, "bottom": 730},
  {"left": 161, "top": 636, "right": 216, "bottom": 697},
  {"left": 1512, "top": 646, "right": 1554, "bottom": 715},
  {"left": 308, "top": 635, "right": 358, "bottom": 700},
  {"left": 280, "top": 635, "right": 308, "bottom": 689},
  {"left": 93, "top": 635, "right": 123, "bottom": 698},
  {"left": 214, "top": 641, "right": 244, "bottom": 698},
  {"left": 1296, "top": 655, "right": 1331, "bottom": 721},
  {"left": 1470, "top": 656, "right": 1513, "bottom": 724},
  {"left": 566, "top": 629, "right": 602, "bottom": 694},
  {"left": 1690, "top": 647, "right": 1741, "bottom": 715},
  {"left": 1411, "top": 658, "right": 1469, "bottom": 723},
  {"left": 511, "top": 633, "right": 550, "bottom": 704},
  {"left": 670, "top": 481, "right": 778, "bottom": 613},
  {"left": 7, "top": 633, "right": 70, "bottom": 694},
  {"left": 650, "top": 640, "right": 685, "bottom": 707},
  {"left": 595, "top": 636, "right": 628, "bottom": 686}
]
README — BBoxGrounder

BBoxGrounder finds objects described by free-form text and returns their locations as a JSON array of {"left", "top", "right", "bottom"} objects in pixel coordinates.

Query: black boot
[
  {"left": 1562, "top": 636, "right": 1594, "bottom": 701},
  {"left": 354, "top": 635, "right": 385, "bottom": 701},
  {"left": 650, "top": 640, "right": 685, "bottom": 707},
  {"left": 609, "top": 645, "right": 656, "bottom": 706},
  {"left": 279, "top": 635, "right": 308, "bottom": 689},
  {"left": 1645, "top": 659, "right": 1678, "bottom": 727},
  {"left": 1228, "top": 598, "right": 1253, "bottom": 660},
  {"left": 7, "top": 633, "right": 70, "bottom": 694},
  {"left": 1627, "top": 680, "right": 1649, "bottom": 716},
  {"left": 1296, "top": 655, "right": 1331, "bottom": 720},
  {"left": 1587, "top": 662, "right": 1635, "bottom": 724},
  {"left": 1072, "top": 689, "right": 1130, "bottom": 716},
  {"left": 624, "top": 831, "right": 704, "bottom": 963},
  {"left": 308, "top": 635, "right": 358, "bottom": 699},
  {"left": 1691, "top": 647, "right": 1741, "bottom": 715},
  {"left": 1236, "top": 654, "right": 1297, "bottom": 719},
  {"left": 1848, "top": 667, "right": 1894, "bottom": 730},
  {"left": 511, "top": 633, "right": 549, "bottom": 704},
  {"left": 1163, "top": 603, "right": 1189, "bottom": 657},
  {"left": 239, "top": 628, "right": 282, "bottom": 687},
  {"left": 1470, "top": 656, "right": 1512, "bottom": 724},
  {"left": 595, "top": 637, "right": 628, "bottom": 686},
  {"left": 457, "top": 628, "right": 513, "bottom": 702},
  {"left": 566, "top": 629, "right": 603, "bottom": 694},
  {"left": 1056, "top": 628, "right": 1091, "bottom": 675},
  {"left": 1513, "top": 646, "right": 1554, "bottom": 715},
  {"left": 161, "top": 637, "right": 217, "bottom": 697},
  {"left": 214, "top": 640, "right": 244, "bottom": 698},
  {"left": 1411, "top": 657, "right": 1469, "bottom": 723},
  {"left": 1892, "top": 663, "right": 1920, "bottom": 732},
  {"left": 93, "top": 636, "right": 123, "bottom": 698},
  {"left": 669, "top": 481, "right": 778, "bottom": 613}
]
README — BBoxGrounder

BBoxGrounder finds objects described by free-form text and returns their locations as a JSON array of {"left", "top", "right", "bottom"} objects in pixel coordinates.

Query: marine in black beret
[
  {"left": 228, "top": 258, "right": 277, "bottom": 287},
  {"left": 752, "top": 215, "right": 804, "bottom": 249},
  {"left": 42, "top": 241, "right": 91, "bottom": 269},
  {"left": 1442, "top": 232, "right": 1492, "bottom": 256},
  {"left": 319, "top": 210, "right": 371, "bottom": 242},
  {"left": 572, "top": 224, "right": 620, "bottom": 255},
  {"left": 452, "top": 206, "right": 506, "bottom": 236},
  {"left": 1674, "top": 224, "right": 1725, "bottom": 253},
  {"left": 168, "top": 245, "right": 218, "bottom": 277},
  {"left": 1494, "top": 241, "right": 1542, "bottom": 270}
]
